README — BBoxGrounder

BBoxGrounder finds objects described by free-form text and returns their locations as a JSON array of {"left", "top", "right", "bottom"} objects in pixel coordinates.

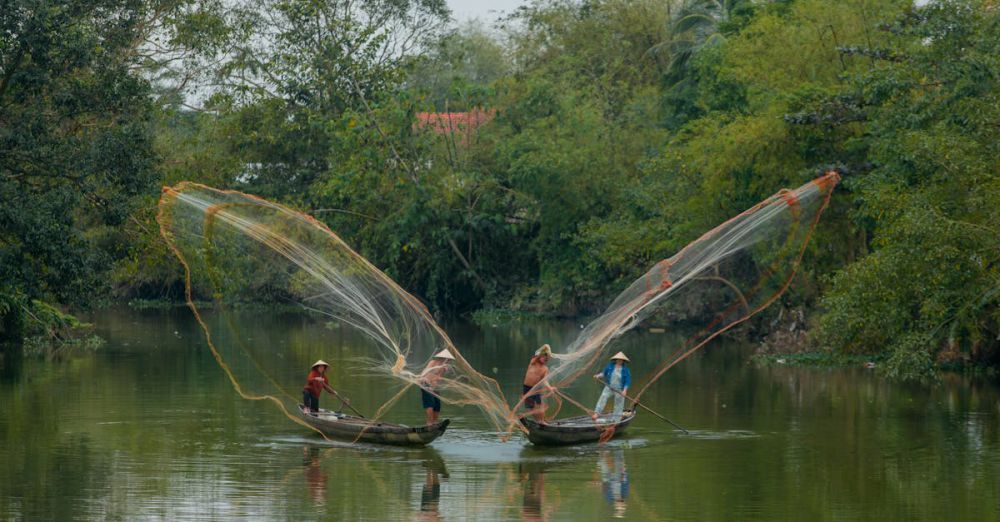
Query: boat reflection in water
[{"left": 599, "top": 449, "right": 629, "bottom": 518}]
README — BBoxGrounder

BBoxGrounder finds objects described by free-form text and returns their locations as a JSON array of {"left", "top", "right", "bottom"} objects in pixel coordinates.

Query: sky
[
  {"left": 450, "top": 0, "right": 933, "bottom": 20},
  {"left": 446, "top": 0, "right": 528, "bottom": 23}
]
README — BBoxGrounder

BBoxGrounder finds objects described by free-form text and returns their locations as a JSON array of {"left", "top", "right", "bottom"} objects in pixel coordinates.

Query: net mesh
[
  {"left": 522, "top": 172, "right": 840, "bottom": 422},
  {"left": 158, "top": 172, "right": 838, "bottom": 439},
  {"left": 157, "top": 184, "right": 514, "bottom": 437}
]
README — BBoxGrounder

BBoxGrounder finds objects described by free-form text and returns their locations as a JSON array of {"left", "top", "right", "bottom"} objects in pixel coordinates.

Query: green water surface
[{"left": 1, "top": 307, "right": 998, "bottom": 521}]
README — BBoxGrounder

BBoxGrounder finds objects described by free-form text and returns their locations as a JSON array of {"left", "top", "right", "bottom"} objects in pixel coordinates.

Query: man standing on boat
[
  {"left": 302, "top": 360, "right": 341, "bottom": 415},
  {"left": 522, "top": 344, "right": 555, "bottom": 422},
  {"left": 421, "top": 349, "right": 454, "bottom": 425},
  {"left": 593, "top": 352, "right": 631, "bottom": 421}
]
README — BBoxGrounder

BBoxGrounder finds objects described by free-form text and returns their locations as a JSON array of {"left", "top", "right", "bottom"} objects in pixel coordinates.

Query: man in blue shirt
[{"left": 592, "top": 352, "right": 631, "bottom": 421}]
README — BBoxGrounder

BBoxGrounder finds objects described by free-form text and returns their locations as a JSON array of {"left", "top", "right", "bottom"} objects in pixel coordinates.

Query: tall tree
[
  {"left": 0, "top": 0, "right": 224, "bottom": 340},
  {"left": 652, "top": 0, "right": 752, "bottom": 82},
  {"left": 816, "top": 0, "right": 1000, "bottom": 378},
  {"left": 209, "top": 0, "right": 451, "bottom": 199},
  {"left": 651, "top": 0, "right": 756, "bottom": 129},
  {"left": 406, "top": 21, "right": 511, "bottom": 111}
]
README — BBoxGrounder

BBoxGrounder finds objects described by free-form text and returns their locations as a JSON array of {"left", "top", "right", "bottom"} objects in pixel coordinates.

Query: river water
[{"left": 1, "top": 307, "right": 998, "bottom": 520}]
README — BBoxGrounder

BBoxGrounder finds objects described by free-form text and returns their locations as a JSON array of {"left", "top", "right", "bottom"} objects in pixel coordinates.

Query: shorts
[
  {"left": 303, "top": 390, "right": 320, "bottom": 413},
  {"left": 421, "top": 388, "right": 441, "bottom": 412},
  {"left": 523, "top": 385, "right": 542, "bottom": 409}
]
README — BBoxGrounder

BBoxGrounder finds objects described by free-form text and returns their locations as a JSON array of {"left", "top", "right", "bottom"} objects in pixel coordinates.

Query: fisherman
[
  {"left": 592, "top": 352, "right": 631, "bottom": 421},
  {"left": 421, "top": 349, "right": 454, "bottom": 425},
  {"left": 522, "top": 344, "right": 555, "bottom": 422},
  {"left": 302, "top": 360, "right": 341, "bottom": 415}
]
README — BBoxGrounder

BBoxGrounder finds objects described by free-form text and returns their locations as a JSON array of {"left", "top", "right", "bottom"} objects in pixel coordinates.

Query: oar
[
  {"left": 593, "top": 376, "right": 689, "bottom": 434},
  {"left": 329, "top": 388, "right": 366, "bottom": 418}
]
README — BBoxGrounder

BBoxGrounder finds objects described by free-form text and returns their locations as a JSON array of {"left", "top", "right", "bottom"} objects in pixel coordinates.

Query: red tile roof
[{"left": 414, "top": 109, "right": 496, "bottom": 144}]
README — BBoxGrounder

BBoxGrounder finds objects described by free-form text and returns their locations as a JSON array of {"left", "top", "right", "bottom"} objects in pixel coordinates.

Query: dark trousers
[
  {"left": 421, "top": 388, "right": 441, "bottom": 412},
  {"left": 303, "top": 390, "right": 320, "bottom": 413}
]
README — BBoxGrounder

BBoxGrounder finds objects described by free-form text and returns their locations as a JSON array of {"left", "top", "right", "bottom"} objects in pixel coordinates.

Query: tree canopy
[{"left": 3, "top": 0, "right": 999, "bottom": 378}]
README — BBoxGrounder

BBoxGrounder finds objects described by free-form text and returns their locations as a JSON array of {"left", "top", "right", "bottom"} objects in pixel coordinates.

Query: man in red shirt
[{"left": 302, "top": 360, "right": 339, "bottom": 414}]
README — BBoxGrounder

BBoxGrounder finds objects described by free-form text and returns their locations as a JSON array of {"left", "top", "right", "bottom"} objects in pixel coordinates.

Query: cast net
[
  {"left": 157, "top": 183, "right": 514, "bottom": 438},
  {"left": 159, "top": 172, "right": 838, "bottom": 440},
  {"left": 522, "top": 173, "right": 840, "bottom": 428}
]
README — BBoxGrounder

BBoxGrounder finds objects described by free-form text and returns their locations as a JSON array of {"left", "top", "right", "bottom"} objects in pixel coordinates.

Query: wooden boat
[
  {"left": 520, "top": 410, "right": 636, "bottom": 446},
  {"left": 297, "top": 405, "right": 450, "bottom": 446}
]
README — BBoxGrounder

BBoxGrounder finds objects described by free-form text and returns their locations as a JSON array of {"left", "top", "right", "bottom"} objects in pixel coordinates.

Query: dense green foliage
[
  {"left": 814, "top": 1, "right": 1000, "bottom": 378},
  {"left": 2, "top": 0, "right": 998, "bottom": 377},
  {"left": 0, "top": 0, "right": 225, "bottom": 342},
  {"left": 0, "top": 0, "right": 157, "bottom": 341}
]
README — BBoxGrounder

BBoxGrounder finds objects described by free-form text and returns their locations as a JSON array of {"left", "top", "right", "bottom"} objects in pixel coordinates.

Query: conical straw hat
[
  {"left": 610, "top": 352, "right": 630, "bottom": 362},
  {"left": 535, "top": 344, "right": 552, "bottom": 357},
  {"left": 312, "top": 360, "right": 330, "bottom": 368},
  {"left": 434, "top": 349, "right": 455, "bottom": 360}
]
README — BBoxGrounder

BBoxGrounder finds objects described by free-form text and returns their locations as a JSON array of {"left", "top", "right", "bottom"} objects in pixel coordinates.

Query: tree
[
  {"left": 651, "top": 0, "right": 755, "bottom": 129},
  {"left": 815, "top": 0, "right": 1000, "bottom": 378},
  {"left": 0, "top": 0, "right": 224, "bottom": 341},
  {"left": 207, "top": 0, "right": 451, "bottom": 200},
  {"left": 0, "top": 0, "right": 153, "bottom": 340},
  {"left": 651, "top": 0, "right": 754, "bottom": 83},
  {"left": 406, "top": 21, "right": 512, "bottom": 111}
]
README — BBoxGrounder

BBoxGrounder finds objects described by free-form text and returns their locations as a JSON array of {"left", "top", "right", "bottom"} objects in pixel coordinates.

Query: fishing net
[
  {"left": 157, "top": 183, "right": 513, "bottom": 438},
  {"left": 159, "top": 172, "right": 837, "bottom": 441},
  {"left": 522, "top": 172, "right": 840, "bottom": 429}
]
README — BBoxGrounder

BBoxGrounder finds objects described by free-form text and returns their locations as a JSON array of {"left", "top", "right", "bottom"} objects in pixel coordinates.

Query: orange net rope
[
  {"left": 159, "top": 173, "right": 838, "bottom": 440},
  {"left": 157, "top": 183, "right": 517, "bottom": 437},
  {"left": 522, "top": 172, "right": 840, "bottom": 418}
]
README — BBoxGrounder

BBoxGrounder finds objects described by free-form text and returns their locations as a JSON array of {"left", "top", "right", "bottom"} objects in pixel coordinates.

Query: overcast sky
[
  {"left": 447, "top": 0, "right": 938, "bottom": 24},
  {"left": 447, "top": 0, "right": 528, "bottom": 23}
]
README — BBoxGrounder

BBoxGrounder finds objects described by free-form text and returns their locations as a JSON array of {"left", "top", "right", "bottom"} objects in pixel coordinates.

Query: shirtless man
[
  {"left": 420, "top": 349, "right": 454, "bottom": 425},
  {"left": 522, "top": 344, "right": 555, "bottom": 422}
]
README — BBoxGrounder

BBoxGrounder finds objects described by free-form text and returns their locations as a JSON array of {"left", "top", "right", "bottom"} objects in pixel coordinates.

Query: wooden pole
[
  {"left": 329, "top": 388, "right": 366, "bottom": 418},
  {"left": 594, "top": 376, "right": 688, "bottom": 434}
]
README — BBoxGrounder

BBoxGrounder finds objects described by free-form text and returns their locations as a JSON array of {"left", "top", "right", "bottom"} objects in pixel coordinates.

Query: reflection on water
[
  {"left": 0, "top": 343, "right": 22, "bottom": 384},
  {"left": 419, "top": 450, "right": 448, "bottom": 521},
  {"left": 519, "top": 460, "right": 548, "bottom": 521},
  {"left": 1, "top": 307, "right": 999, "bottom": 520},
  {"left": 303, "top": 446, "right": 327, "bottom": 505},
  {"left": 599, "top": 449, "right": 629, "bottom": 518}
]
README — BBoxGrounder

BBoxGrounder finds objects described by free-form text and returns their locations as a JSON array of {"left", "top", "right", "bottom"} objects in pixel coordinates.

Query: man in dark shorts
[
  {"left": 421, "top": 388, "right": 442, "bottom": 417},
  {"left": 522, "top": 386, "right": 543, "bottom": 411},
  {"left": 420, "top": 349, "right": 454, "bottom": 425},
  {"left": 522, "top": 344, "right": 554, "bottom": 422}
]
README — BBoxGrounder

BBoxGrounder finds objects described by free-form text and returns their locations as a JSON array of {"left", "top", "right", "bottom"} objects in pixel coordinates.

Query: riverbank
[
  {"left": 25, "top": 298, "right": 991, "bottom": 383},
  {"left": 752, "top": 352, "right": 879, "bottom": 369},
  {"left": 752, "top": 351, "right": 1000, "bottom": 380}
]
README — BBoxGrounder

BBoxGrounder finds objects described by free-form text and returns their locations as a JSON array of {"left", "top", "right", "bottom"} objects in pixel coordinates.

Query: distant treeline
[{"left": 2, "top": 0, "right": 999, "bottom": 378}]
